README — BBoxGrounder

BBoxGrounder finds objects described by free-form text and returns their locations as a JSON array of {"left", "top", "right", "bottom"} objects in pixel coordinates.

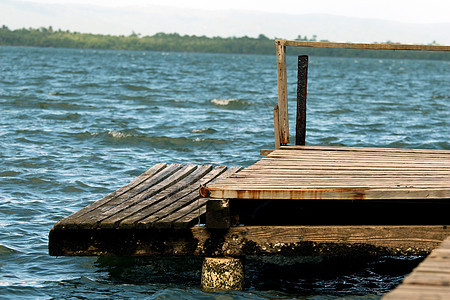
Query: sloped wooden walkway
[
  {"left": 49, "top": 163, "right": 241, "bottom": 256},
  {"left": 383, "top": 235, "right": 450, "bottom": 299}
]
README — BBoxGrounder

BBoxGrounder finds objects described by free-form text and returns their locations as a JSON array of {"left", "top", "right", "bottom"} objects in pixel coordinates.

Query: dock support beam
[
  {"left": 296, "top": 55, "right": 308, "bottom": 145},
  {"left": 206, "top": 198, "right": 239, "bottom": 229},
  {"left": 206, "top": 199, "right": 230, "bottom": 229},
  {"left": 201, "top": 257, "right": 244, "bottom": 291}
]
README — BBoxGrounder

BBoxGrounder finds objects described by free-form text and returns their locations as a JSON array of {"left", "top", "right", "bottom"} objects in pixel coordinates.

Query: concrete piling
[{"left": 201, "top": 257, "right": 244, "bottom": 291}]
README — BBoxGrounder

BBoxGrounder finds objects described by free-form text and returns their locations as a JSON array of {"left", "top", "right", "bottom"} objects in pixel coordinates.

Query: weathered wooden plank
[
  {"left": 99, "top": 164, "right": 212, "bottom": 229},
  {"left": 408, "top": 261, "right": 450, "bottom": 273},
  {"left": 296, "top": 55, "right": 308, "bottom": 146},
  {"left": 170, "top": 200, "right": 208, "bottom": 229},
  {"left": 121, "top": 165, "right": 227, "bottom": 229},
  {"left": 273, "top": 105, "right": 280, "bottom": 149},
  {"left": 251, "top": 159, "right": 450, "bottom": 166},
  {"left": 81, "top": 164, "right": 198, "bottom": 229},
  {"left": 212, "top": 177, "right": 450, "bottom": 184},
  {"left": 257, "top": 156, "right": 445, "bottom": 162},
  {"left": 382, "top": 235, "right": 450, "bottom": 299},
  {"left": 276, "top": 39, "right": 450, "bottom": 51},
  {"left": 276, "top": 43, "right": 289, "bottom": 144},
  {"left": 281, "top": 145, "right": 450, "bottom": 154},
  {"left": 242, "top": 167, "right": 450, "bottom": 172},
  {"left": 207, "top": 187, "right": 450, "bottom": 200},
  {"left": 154, "top": 166, "right": 242, "bottom": 228},
  {"left": 260, "top": 155, "right": 450, "bottom": 163},
  {"left": 232, "top": 171, "right": 450, "bottom": 178},
  {"left": 261, "top": 150, "right": 449, "bottom": 158},
  {"left": 403, "top": 272, "right": 450, "bottom": 286},
  {"left": 262, "top": 147, "right": 450, "bottom": 156},
  {"left": 52, "top": 164, "right": 240, "bottom": 234},
  {"left": 383, "top": 285, "right": 450, "bottom": 299},
  {"left": 207, "top": 147, "right": 450, "bottom": 200},
  {"left": 72, "top": 164, "right": 189, "bottom": 229},
  {"left": 54, "top": 163, "right": 169, "bottom": 229},
  {"left": 144, "top": 190, "right": 207, "bottom": 229},
  {"left": 268, "top": 148, "right": 450, "bottom": 157},
  {"left": 241, "top": 166, "right": 450, "bottom": 172}
]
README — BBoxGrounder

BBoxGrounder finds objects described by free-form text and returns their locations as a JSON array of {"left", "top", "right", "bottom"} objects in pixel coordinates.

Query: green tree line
[{"left": 0, "top": 26, "right": 448, "bottom": 60}]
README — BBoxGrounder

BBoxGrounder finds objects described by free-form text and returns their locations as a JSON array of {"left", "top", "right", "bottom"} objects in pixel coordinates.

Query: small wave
[
  {"left": 190, "top": 128, "right": 217, "bottom": 134},
  {"left": 73, "top": 130, "right": 227, "bottom": 149},
  {"left": 75, "top": 130, "right": 132, "bottom": 139},
  {"left": 121, "top": 84, "right": 151, "bottom": 91},
  {"left": 10, "top": 99, "right": 93, "bottom": 111},
  {"left": 107, "top": 130, "right": 133, "bottom": 139},
  {"left": 48, "top": 91, "right": 79, "bottom": 97},
  {"left": 329, "top": 108, "right": 353, "bottom": 114},
  {"left": 62, "top": 186, "right": 85, "bottom": 193},
  {"left": 74, "top": 83, "right": 103, "bottom": 89},
  {"left": 210, "top": 98, "right": 250, "bottom": 109},
  {"left": 0, "top": 171, "right": 21, "bottom": 177},
  {"left": 42, "top": 113, "right": 81, "bottom": 120}
]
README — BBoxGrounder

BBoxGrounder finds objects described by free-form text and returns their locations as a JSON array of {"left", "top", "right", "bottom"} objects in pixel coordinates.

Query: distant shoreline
[{"left": 1, "top": 26, "right": 448, "bottom": 60}]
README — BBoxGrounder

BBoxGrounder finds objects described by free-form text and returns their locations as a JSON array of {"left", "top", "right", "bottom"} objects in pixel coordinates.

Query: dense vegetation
[{"left": 1, "top": 26, "right": 448, "bottom": 60}]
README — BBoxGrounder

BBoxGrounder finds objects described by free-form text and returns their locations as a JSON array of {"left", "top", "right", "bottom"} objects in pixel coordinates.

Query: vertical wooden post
[
  {"left": 276, "top": 41, "right": 289, "bottom": 145},
  {"left": 296, "top": 55, "right": 308, "bottom": 145},
  {"left": 273, "top": 105, "right": 281, "bottom": 149},
  {"left": 206, "top": 199, "right": 230, "bottom": 229}
]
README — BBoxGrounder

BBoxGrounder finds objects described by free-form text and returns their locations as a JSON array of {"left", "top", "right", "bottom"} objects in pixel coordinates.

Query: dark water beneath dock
[{"left": 0, "top": 46, "right": 448, "bottom": 299}]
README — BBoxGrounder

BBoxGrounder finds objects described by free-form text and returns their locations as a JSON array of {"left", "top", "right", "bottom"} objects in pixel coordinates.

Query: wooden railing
[{"left": 274, "top": 39, "right": 450, "bottom": 148}]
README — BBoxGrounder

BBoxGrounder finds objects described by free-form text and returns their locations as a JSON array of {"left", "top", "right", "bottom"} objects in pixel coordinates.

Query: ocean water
[{"left": 0, "top": 46, "right": 448, "bottom": 299}]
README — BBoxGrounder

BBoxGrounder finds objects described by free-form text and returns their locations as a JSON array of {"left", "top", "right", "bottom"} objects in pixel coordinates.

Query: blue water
[{"left": 0, "top": 46, "right": 448, "bottom": 299}]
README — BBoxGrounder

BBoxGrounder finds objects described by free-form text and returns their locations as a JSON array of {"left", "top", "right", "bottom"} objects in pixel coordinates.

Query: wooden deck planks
[
  {"left": 136, "top": 166, "right": 242, "bottom": 229},
  {"left": 52, "top": 163, "right": 240, "bottom": 231},
  {"left": 383, "top": 235, "right": 450, "bottom": 299},
  {"left": 53, "top": 162, "right": 169, "bottom": 229},
  {"left": 205, "top": 146, "right": 450, "bottom": 201},
  {"left": 101, "top": 164, "right": 213, "bottom": 229}
]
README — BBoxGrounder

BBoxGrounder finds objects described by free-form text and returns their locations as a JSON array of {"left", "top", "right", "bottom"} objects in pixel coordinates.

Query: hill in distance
[{"left": 1, "top": 0, "right": 449, "bottom": 45}]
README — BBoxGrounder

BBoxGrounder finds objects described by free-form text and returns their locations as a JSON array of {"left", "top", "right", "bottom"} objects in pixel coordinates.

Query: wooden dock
[
  {"left": 383, "top": 235, "right": 450, "bottom": 299},
  {"left": 49, "top": 39, "right": 450, "bottom": 293},
  {"left": 50, "top": 145, "right": 450, "bottom": 257},
  {"left": 204, "top": 145, "right": 450, "bottom": 201}
]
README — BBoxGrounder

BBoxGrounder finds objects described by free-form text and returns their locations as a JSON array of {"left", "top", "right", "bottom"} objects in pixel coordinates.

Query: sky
[
  {"left": 2, "top": 0, "right": 449, "bottom": 44},
  {"left": 23, "top": 0, "right": 450, "bottom": 24}
]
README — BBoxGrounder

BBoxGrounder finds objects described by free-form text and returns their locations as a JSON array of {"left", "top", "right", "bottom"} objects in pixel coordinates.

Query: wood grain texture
[
  {"left": 275, "top": 39, "right": 450, "bottom": 51},
  {"left": 273, "top": 105, "right": 280, "bottom": 149},
  {"left": 276, "top": 43, "right": 289, "bottom": 144},
  {"left": 50, "top": 164, "right": 240, "bottom": 232},
  {"left": 49, "top": 225, "right": 450, "bottom": 257},
  {"left": 383, "top": 235, "right": 450, "bottom": 299},
  {"left": 206, "top": 146, "right": 450, "bottom": 200}
]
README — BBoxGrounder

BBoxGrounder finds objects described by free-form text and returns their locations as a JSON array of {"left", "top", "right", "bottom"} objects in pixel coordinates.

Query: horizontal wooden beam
[
  {"left": 275, "top": 39, "right": 450, "bottom": 51},
  {"left": 49, "top": 225, "right": 450, "bottom": 257}
]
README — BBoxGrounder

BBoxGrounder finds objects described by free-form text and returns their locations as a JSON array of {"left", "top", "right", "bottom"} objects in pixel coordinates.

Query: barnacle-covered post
[{"left": 201, "top": 257, "right": 244, "bottom": 291}]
